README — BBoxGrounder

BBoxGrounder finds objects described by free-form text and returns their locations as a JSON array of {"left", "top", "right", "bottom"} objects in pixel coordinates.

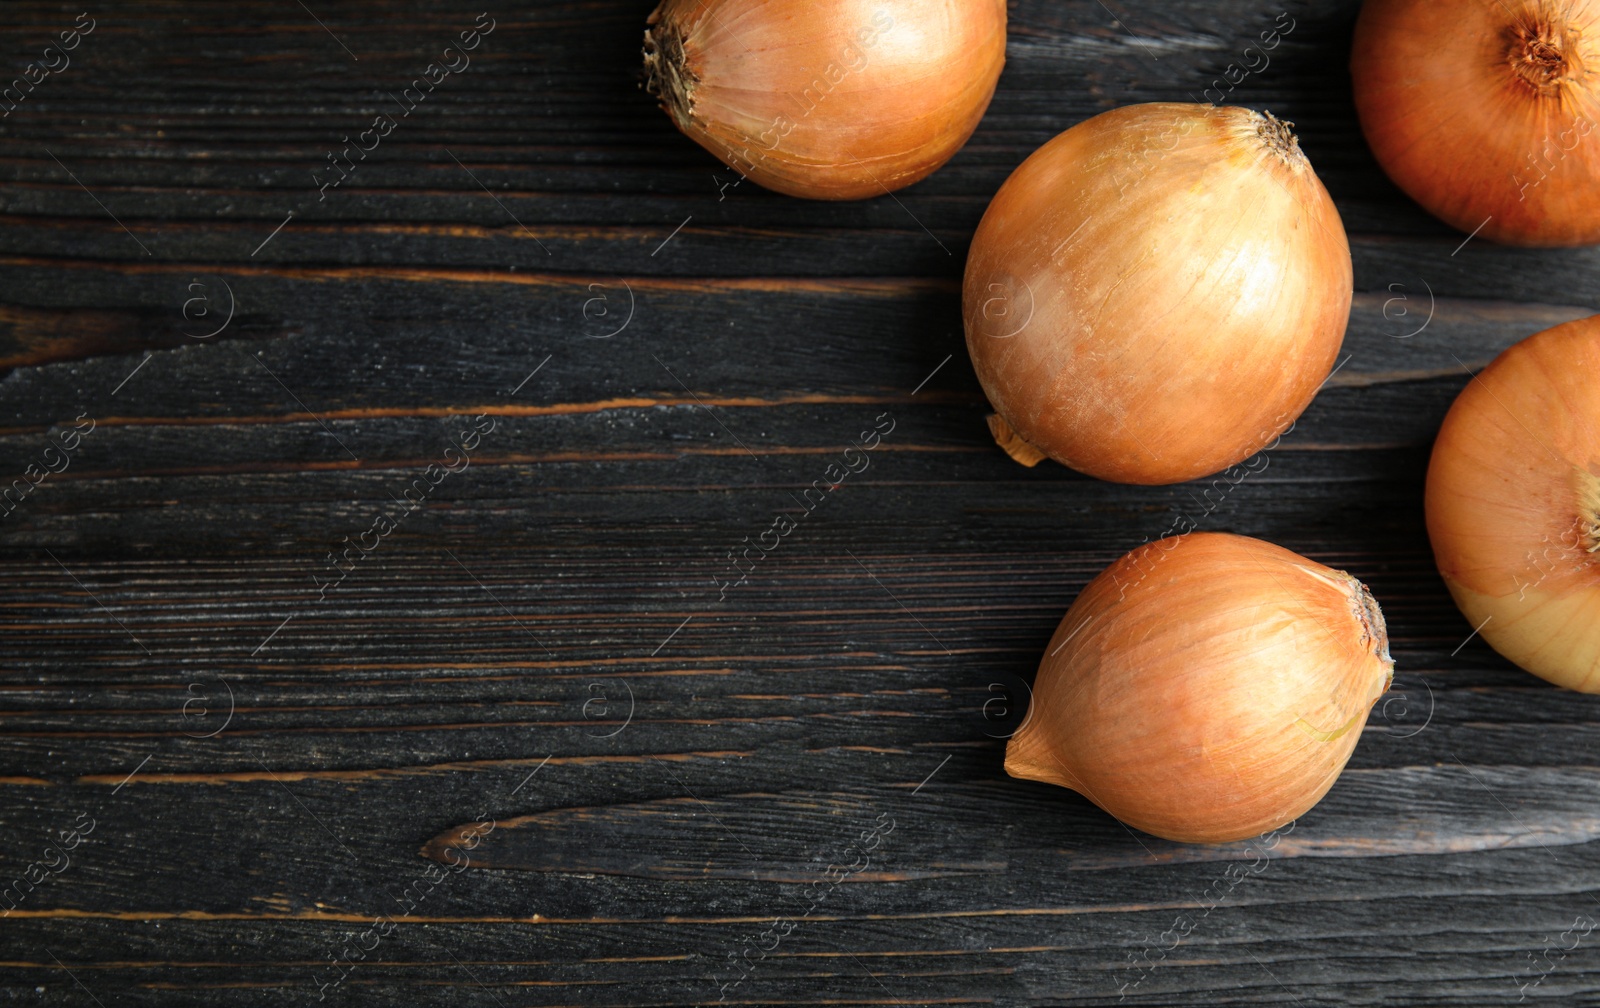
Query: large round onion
[
  {"left": 1006, "top": 532, "right": 1394, "bottom": 843},
  {"left": 1425, "top": 315, "right": 1600, "bottom": 691},
  {"left": 643, "top": 0, "right": 1006, "bottom": 200},
  {"left": 1351, "top": 0, "right": 1600, "bottom": 247},
  {"left": 963, "top": 103, "right": 1352, "bottom": 485}
]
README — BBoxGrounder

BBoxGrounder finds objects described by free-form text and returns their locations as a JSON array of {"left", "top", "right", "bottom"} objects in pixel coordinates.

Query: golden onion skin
[
  {"left": 1005, "top": 533, "right": 1393, "bottom": 844},
  {"left": 963, "top": 103, "right": 1352, "bottom": 485},
  {"left": 1352, "top": 0, "right": 1600, "bottom": 247},
  {"left": 643, "top": 0, "right": 1006, "bottom": 201},
  {"left": 1425, "top": 315, "right": 1600, "bottom": 691}
]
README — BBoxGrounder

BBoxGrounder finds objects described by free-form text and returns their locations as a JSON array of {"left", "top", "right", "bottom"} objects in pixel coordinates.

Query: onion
[
  {"left": 1005, "top": 532, "right": 1393, "bottom": 843},
  {"left": 1425, "top": 314, "right": 1600, "bottom": 691},
  {"left": 1351, "top": 0, "right": 1600, "bottom": 246},
  {"left": 963, "top": 103, "right": 1352, "bottom": 484},
  {"left": 642, "top": 0, "right": 1006, "bottom": 200}
]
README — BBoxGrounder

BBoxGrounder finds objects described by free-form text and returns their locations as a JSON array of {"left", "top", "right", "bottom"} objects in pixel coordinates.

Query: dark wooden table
[{"left": 3, "top": 1, "right": 1598, "bottom": 1004}]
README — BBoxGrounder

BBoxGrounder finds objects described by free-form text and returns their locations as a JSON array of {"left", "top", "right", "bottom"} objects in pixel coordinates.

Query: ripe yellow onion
[
  {"left": 1351, "top": 0, "right": 1600, "bottom": 246},
  {"left": 963, "top": 103, "right": 1352, "bottom": 484},
  {"left": 1005, "top": 532, "right": 1393, "bottom": 843},
  {"left": 642, "top": 0, "right": 1006, "bottom": 200},
  {"left": 1425, "top": 315, "right": 1600, "bottom": 691}
]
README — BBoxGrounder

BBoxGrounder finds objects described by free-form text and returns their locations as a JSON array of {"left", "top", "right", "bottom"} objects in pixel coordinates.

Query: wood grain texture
[{"left": 1, "top": 0, "right": 1598, "bottom": 1004}]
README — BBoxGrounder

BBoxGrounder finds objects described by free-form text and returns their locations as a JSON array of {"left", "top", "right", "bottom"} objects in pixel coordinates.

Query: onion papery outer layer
[
  {"left": 1005, "top": 533, "right": 1394, "bottom": 844},
  {"left": 1425, "top": 314, "right": 1600, "bottom": 691},
  {"left": 1351, "top": 0, "right": 1600, "bottom": 247},
  {"left": 643, "top": 0, "right": 1006, "bottom": 201},
  {"left": 962, "top": 103, "right": 1352, "bottom": 485}
]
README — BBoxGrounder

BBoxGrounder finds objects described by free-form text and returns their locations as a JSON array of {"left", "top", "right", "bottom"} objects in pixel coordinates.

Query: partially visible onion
[
  {"left": 1351, "top": 0, "right": 1600, "bottom": 246},
  {"left": 643, "top": 0, "right": 1006, "bottom": 200},
  {"left": 1006, "top": 532, "right": 1394, "bottom": 843},
  {"left": 963, "top": 103, "right": 1352, "bottom": 485},
  {"left": 1426, "top": 315, "right": 1600, "bottom": 691}
]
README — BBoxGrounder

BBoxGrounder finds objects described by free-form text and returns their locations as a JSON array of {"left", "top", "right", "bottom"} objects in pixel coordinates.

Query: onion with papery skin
[
  {"left": 1005, "top": 532, "right": 1393, "bottom": 844},
  {"left": 1351, "top": 0, "right": 1600, "bottom": 246},
  {"left": 643, "top": 0, "right": 1005, "bottom": 200},
  {"left": 1425, "top": 315, "right": 1600, "bottom": 691},
  {"left": 963, "top": 103, "right": 1352, "bottom": 485}
]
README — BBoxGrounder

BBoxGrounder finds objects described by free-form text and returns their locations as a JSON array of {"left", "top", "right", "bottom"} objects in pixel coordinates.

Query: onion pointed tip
[
  {"left": 987, "top": 413, "right": 1048, "bottom": 467},
  {"left": 1003, "top": 722, "right": 1069, "bottom": 788}
]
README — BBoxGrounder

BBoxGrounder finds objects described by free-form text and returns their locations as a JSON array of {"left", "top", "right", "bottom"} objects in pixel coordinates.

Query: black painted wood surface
[{"left": 1, "top": 1, "right": 1597, "bottom": 1004}]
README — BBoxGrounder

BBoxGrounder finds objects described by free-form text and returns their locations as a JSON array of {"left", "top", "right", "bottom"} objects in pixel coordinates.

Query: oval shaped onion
[
  {"left": 1425, "top": 315, "right": 1600, "bottom": 691},
  {"left": 1005, "top": 532, "right": 1393, "bottom": 843},
  {"left": 963, "top": 103, "right": 1352, "bottom": 485},
  {"left": 643, "top": 0, "right": 1006, "bottom": 200},
  {"left": 1351, "top": 0, "right": 1600, "bottom": 246}
]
